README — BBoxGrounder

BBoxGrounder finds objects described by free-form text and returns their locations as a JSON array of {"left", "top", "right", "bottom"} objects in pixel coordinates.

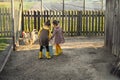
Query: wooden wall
[{"left": 105, "top": 0, "right": 120, "bottom": 56}]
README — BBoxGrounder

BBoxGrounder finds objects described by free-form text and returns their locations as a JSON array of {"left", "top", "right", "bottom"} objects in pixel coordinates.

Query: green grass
[
  {"left": 0, "top": 38, "right": 9, "bottom": 52},
  {"left": 0, "top": 2, "right": 22, "bottom": 8},
  {"left": 0, "top": 2, "right": 11, "bottom": 8},
  {"left": 23, "top": 2, "right": 38, "bottom": 10},
  {"left": 0, "top": 2, "right": 36, "bottom": 10}
]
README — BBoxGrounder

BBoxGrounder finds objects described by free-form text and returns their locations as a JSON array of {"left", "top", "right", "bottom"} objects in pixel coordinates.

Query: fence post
[
  {"left": 92, "top": 11, "right": 94, "bottom": 35},
  {"left": 38, "top": 11, "right": 40, "bottom": 31},
  {"left": 22, "top": 11, "right": 24, "bottom": 31},
  {"left": 0, "top": 8, "right": 1, "bottom": 36},
  {"left": 77, "top": 11, "right": 82, "bottom": 36},
  {"left": 95, "top": 11, "right": 98, "bottom": 35},
  {"left": 46, "top": 10, "right": 48, "bottom": 20},
  {"left": 68, "top": 11, "right": 70, "bottom": 36},
  {"left": 34, "top": 11, "right": 36, "bottom": 29},
  {"left": 71, "top": 11, "right": 73, "bottom": 36},
  {"left": 62, "top": 0, "right": 64, "bottom": 29},
  {"left": 11, "top": 0, "right": 16, "bottom": 50},
  {"left": 86, "top": 11, "right": 88, "bottom": 35},
  {"left": 28, "top": 11, "right": 30, "bottom": 31},
  {"left": 98, "top": 11, "right": 101, "bottom": 36},
  {"left": 101, "top": 11, "right": 104, "bottom": 36},
  {"left": 44, "top": 10, "right": 46, "bottom": 22}
]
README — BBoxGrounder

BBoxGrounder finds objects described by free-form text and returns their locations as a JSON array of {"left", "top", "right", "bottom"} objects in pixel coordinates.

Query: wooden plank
[
  {"left": 77, "top": 11, "right": 82, "bottom": 36},
  {"left": 74, "top": 11, "right": 77, "bottom": 36},
  {"left": 91, "top": 11, "right": 95, "bottom": 36},
  {"left": 5, "top": 8, "right": 8, "bottom": 36},
  {"left": 2, "top": 8, "right": 5, "bottom": 36},
  {"left": 49, "top": 10, "right": 52, "bottom": 20},
  {"left": 71, "top": 11, "right": 73, "bottom": 36},
  {"left": 0, "top": 8, "right": 2, "bottom": 36},
  {"left": 34, "top": 11, "right": 37, "bottom": 29},
  {"left": 58, "top": 11, "right": 60, "bottom": 22},
  {"left": 79, "top": 11, "right": 82, "bottom": 36},
  {"left": 36, "top": 11, "right": 38, "bottom": 30},
  {"left": 101, "top": 11, "right": 104, "bottom": 36},
  {"left": 43, "top": 10, "right": 46, "bottom": 22},
  {"left": 25, "top": 11, "right": 27, "bottom": 31},
  {"left": 60, "top": 11, "right": 63, "bottom": 31},
  {"left": 22, "top": 11, "right": 24, "bottom": 31},
  {"left": 30, "top": 11, "right": 33, "bottom": 31},
  {"left": 77, "top": 11, "right": 80, "bottom": 36},
  {"left": 68, "top": 11, "right": 70, "bottom": 36},
  {"left": 46, "top": 10, "right": 49, "bottom": 20},
  {"left": 55, "top": 10, "right": 57, "bottom": 20},
  {"left": 28, "top": 11, "right": 30, "bottom": 31},
  {"left": 60, "top": 11, "right": 64, "bottom": 33},
  {"left": 64, "top": 11, "right": 68, "bottom": 36},
  {"left": 98, "top": 11, "right": 101, "bottom": 36},
  {"left": 89, "top": 11, "right": 91, "bottom": 36},
  {"left": 116, "top": 0, "right": 120, "bottom": 56},
  {"left": 52, "top": 10, "right": 55, "bottom": 21},
  {"left": 62, "top": 10, "right": 64, "bottom": 29},
  {"left": 6, "top": 8, "right": 9, "bottom": 36},
  {"left": 86, "top": 11, "right": 88, "bottom": 36},
  {"left": 95, "top": 11, "right": 98, "bottom": 36},
  {"left": 117, "top": 26, "right": 120, "bottom": 56},
  {"left": 45, "top": 10, "right": 48, "bottom": 21},
  {"left": 38, "top": 11, "right": 40, "bottom": 31},
  {"left": 41, "top": 11, "right": 44, "bottom": 28},
  {"left": 8, "top": 8, "right": 12, "bottom": 36},
  {"left": 3, "top": 8, "right": 6, "bottom": 36},
  {"left": 1, "top": 8, "right": 3, "bottom": 36},
  {"left": 82, "top": 11, "right": 86, "bottom": 35},
  {"left": 73, "top": 11, "right": 75, "bottom": 36}
]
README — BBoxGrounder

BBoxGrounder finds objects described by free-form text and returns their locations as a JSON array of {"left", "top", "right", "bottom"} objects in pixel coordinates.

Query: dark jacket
[{"left": 38, "top": 26, "right": 51, "bottom": 46}]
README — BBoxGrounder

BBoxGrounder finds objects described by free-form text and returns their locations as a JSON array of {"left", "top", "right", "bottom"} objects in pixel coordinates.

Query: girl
[
  {"left": 38, "top": 20, "right": 52, "bottom": 59},
  {"left": 51, "top": 20, "right": 65, "bottom": 56}
]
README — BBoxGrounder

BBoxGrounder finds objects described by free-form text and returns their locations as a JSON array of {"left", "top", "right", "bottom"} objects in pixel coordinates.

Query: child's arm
[
  {"left": 49, "top": 30, "right": 52, "bottom": 39},
  {"left": 38, "top": 29, "right": 42, "bottom": 37}
]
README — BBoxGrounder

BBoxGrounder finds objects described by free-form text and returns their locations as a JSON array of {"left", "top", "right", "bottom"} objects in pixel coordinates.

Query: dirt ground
[{"left": 0, "top": 36, "right": 119, "bottom": 80}]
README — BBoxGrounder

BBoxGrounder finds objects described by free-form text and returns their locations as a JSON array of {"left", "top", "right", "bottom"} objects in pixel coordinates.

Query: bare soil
[{"left": 0, "top": 36, "right": 119, "bottom": 80}]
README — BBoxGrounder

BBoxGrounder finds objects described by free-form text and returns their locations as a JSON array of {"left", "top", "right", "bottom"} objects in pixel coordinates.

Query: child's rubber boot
[
  {"left": 38, "top": 52, "right": 43, "bottom": 59},
  {"left": 46, "top": 52, "right": 51, "bottom": 59},
  {"left": 54, "top": 47, "right": 59, "bottom": 56},
  {"left": 58, "top": 48, "right": 63, "bottom": 55},
  {"left": 57, "top": 46, "right": 62, "bottom": 55}
]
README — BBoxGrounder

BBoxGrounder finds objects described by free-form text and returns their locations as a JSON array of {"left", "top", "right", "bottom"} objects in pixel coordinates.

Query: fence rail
[
  {"left": 22, "top": 10, "right": 105, "bottom": 36},
  {"left": 0, "top": 8, "right": 12, "bottom": 37}
]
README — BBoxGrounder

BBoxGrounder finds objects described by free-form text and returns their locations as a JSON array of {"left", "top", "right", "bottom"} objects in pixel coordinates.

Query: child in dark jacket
[
  {"left": 51, "top": 20, "right": 65, "bottom": 56},
  {"left": 38, "top": 20, "right": 52, "bottom": 59}
]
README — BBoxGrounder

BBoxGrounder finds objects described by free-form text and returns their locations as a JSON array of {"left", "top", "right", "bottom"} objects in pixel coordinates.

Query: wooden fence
[
  {"left": 105, "top": 0, "right": 120, "bottom": 57},
  {"left": 22, "top": 10, "right": 105, "bottom": 36},
  {"left": 0, "top": 8, "right": 12, "bottom": 37}
]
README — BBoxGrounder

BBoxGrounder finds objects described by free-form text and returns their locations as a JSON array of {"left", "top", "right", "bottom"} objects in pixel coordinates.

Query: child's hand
[{"left": 62, "top": 30, "right": 65, "bottom": 33}]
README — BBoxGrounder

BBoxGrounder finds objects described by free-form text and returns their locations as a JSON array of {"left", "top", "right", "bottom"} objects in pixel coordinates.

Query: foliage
[{"left": 0, "top": 37, "right": 9, "bottom": 52}]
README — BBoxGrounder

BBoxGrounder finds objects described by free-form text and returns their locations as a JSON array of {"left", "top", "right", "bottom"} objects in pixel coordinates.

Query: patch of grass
[
  {"left": 23, "top": 2, "right": 38, "bottom": 10},
  {"left": 0, "top": 2, "right": 11, "bottom": 8},
  {"left": 0, "top": 38, "right": 9, "bottom": 52}
]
